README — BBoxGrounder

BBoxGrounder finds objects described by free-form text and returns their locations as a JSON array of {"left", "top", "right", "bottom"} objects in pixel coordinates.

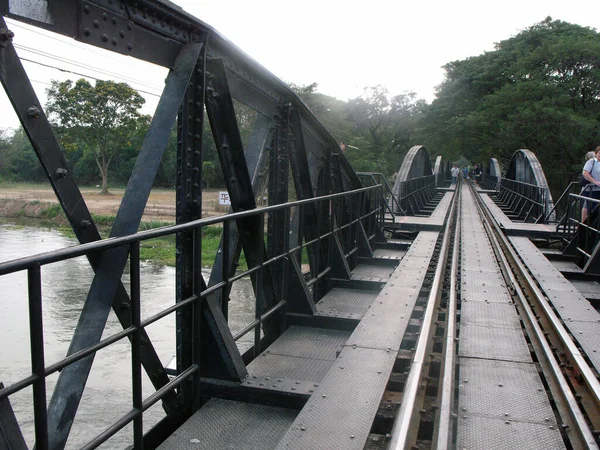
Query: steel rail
[
  {"left": 472, "top": 183, "right": 599, "bottom": 448},
  {"left": 388, "top": 185, "right": 459, "bottom": 448},
  {"left": 434, "top": 183, "right": 461, "bottom": 449}
]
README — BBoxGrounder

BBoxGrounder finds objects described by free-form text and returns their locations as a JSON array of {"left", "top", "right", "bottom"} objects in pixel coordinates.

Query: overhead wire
[
  {"left": 18, "top": 57, "right": 162, "bottom": 98},
  {"left": 14, "top": 43, "right": 163, "bottom": 92},
  {"left": 7, "top": 18, "right": 165, "bottom": 98}
]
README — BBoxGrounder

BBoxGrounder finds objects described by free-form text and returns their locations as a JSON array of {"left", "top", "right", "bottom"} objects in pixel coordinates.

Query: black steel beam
[
  {"left": 45, "top": 43, "right": 202, "bottom": 450},
  {"left": 205, "top": 57, "right": 281, "bottom": 345},
  {"left": 288, "top": 109, "right": 331, "bottom": 301},
  {"left": 1, "top": 0, "right": 361, "bottom": 188},
  {"left": 207, "top": 113, "right": 272, "bottom": 316},
  {"left": 267, "top": 105, "right": 291, "bottom": 297},
  {"left": 0, "top": 14, "right": 180, "bottom": 417},
  {"left": 176, "top": 37, "right": 207, "bottom": 412}
]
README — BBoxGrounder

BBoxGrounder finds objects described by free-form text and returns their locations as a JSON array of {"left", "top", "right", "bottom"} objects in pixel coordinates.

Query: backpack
[{"left": 580, "top": 160, "right": 596, "bottom": 187}]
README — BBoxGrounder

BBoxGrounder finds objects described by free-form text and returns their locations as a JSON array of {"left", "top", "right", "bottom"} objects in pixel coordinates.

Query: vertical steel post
[
  {"left": 130, "top": 242, "right": 143, "bottom": 449},
  {"left": 176, "top": 38, "right": 207, "bottom": 413},
  {"left": 28, "top": 264, "right": 48, "bottom": 450}
]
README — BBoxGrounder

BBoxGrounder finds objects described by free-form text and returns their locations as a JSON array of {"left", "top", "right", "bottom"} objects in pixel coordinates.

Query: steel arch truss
[
  {"left": 433, "top": 155, "right": 451, "bottom": 187},
  {"left": 390, "top": 145, "right": 437, "bottom": 215},
  {"left": 481, "top": 157, "right": 502, "bottom": 190},
  {"left": 0, "top": 1, "right": 379, "bottom": 448},
  {"left": 495, "top": 149, "right": 554, "bottom": 223}
]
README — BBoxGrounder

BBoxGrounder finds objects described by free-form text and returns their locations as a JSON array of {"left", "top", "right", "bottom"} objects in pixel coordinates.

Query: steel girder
[
  {"left": 487, "top": 158, "right": 501, "bottom": 179},
  {"left": 390, "top": 145, "right": 436, "bottom": 214},
  {"left": 0, "top": 0, "right": 361, "bottom": 190},
  {"left": 433, "top": 155, "right": 451, "bottom": 187},
  {"left": 0, "top": 1, "right": 376, "bottom": 447},
  {"left": 505, "top": 149, "right": 554, "bottom": 217}
]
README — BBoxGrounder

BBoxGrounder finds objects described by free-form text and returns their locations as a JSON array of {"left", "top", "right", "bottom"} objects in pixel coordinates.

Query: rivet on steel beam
[
  {"left": 101, "top": 33, "right": 109, "bottom": 42},
  {"left": 81, "top": 220, "right": 91, "bottom": 229},
  {"left": 27, "top": 106, "right": 41, "bottom": 118},
  {"left": 83, "top": 5, "right": 90, "bottom": 13},
  {"left": 55, "top": 168, "right": 69, "bottom": 179},
  {"left": 84, "top": 28, "right": 91, "bottom": 37},
  {"left": 93, "top": 20, "right": 100, "bottom": 28},
  {"left": 119, "top": 30, "right": 125, "bottom": 38},
  {"left": 112, "top": 38, "right": 118, "bottom": 46},
  {"left": 127, "top": 43, "right": 133, "bottom": 51}
]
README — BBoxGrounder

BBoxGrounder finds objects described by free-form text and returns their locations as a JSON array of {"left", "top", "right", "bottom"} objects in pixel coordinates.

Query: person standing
[
  {"left": 451, "top": 164, "right": 460, "bottom": 184},
  {"left": 582, "top": 148, "right": 600, "bottom": 223},
  {"left": 472, "top": 164, "right": 482, "bottom": 185}
]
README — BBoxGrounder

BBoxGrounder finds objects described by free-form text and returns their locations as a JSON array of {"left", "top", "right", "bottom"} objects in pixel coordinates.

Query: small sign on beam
[{"left": 218, "top": 191, "right": 231, "bottom": 205}]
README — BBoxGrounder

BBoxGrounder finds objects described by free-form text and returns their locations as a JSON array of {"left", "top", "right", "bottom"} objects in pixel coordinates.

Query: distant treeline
[{"left": 1, "top": 17, "right": 598, "bottom": 198}]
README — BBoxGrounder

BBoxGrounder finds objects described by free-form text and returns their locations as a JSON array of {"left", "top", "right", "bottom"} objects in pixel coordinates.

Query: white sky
[{"left": 1, "top": 0, "right": 600, "bottom": 131}]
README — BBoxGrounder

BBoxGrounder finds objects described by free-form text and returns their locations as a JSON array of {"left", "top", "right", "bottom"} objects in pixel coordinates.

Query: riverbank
[{"left": 0, "top": 189, "right": 231, "bottom": 267}]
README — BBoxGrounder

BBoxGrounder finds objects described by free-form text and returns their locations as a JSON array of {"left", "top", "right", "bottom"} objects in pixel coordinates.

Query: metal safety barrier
[
  {"left": 0, "top": 184, "right": 383, "bottom": 449},
  {"left": 391, "top": 174, "right": 437, "bottom": 216},
  {"left": 494, "top": 178, "right": 549, "bottom": 222},
  {"left": 357, "top": 172, "right": 404, "bottom": 217},
  {"left": 560, "top": 191, "right": 600, "bottom": 273}
]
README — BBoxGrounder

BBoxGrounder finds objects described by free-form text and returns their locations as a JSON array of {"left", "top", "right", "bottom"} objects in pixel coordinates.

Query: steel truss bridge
[{"left": 2, "top": 1, "right": 600, "bottom": 449}]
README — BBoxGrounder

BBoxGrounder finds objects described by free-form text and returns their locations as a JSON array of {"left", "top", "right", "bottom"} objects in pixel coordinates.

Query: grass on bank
[{"left": 6, "top": 200, "right": 244, "bottom": 268}]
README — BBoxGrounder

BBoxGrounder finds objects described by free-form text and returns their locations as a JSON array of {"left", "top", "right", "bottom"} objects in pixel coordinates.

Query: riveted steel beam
[
  {"left": 0, "top": 12, "right": 181, "bottom": 420},
  {"left": 45, "top": 42, "right": 202, "bottom": 450},
  {"left": 205, "top": 57, "right": 281, "bottom": 346},
  {"left": 175, "top": 36, "right": 206, "bottom": 412}
]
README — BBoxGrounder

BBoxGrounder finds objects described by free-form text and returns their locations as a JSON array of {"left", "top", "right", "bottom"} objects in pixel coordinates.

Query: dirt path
[{"left": 0, "top": 185, "right": 226, "bottom": 222}]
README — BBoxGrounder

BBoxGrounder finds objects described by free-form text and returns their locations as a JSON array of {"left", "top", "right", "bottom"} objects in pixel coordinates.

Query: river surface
[{"left": 0, "top": 224, "right": 255, "bottom": 449}]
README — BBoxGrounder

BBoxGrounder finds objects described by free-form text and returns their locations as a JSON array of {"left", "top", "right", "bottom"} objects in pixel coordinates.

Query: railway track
[{"left": 371, "top": 182, "right": 600, "bottom": 449}]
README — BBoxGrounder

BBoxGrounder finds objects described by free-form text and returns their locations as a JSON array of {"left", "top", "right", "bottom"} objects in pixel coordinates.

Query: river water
[{"left": 0, "top": 223, "right": 255, "bottom": 449}]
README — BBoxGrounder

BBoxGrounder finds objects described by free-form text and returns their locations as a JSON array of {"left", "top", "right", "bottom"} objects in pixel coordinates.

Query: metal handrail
[
  {"left": 541, "top": 181, "right": 580, "bottom": 224},
  {"left": 0, "top": 183, "right": 384, "bottom": 448},
  {"left": 357, "top": 172, "right": 404, "bottom": 217},
  {"left": 497, "top": 178, "right": 548, "bottom": 222},
  {"left": 0, "top": 185, "right": 381, "bottom": 274},
  {"left": 393, "top": 174, "right": 437, "bottom": 215}
]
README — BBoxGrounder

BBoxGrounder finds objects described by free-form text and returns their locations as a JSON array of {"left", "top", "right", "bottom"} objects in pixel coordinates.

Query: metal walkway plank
[
  {"left": 458, "top": 358, "right": 559, "bottom": 425},
  {"left": 274, "top": 347, "right": 396, "bottom": 450},
  {"left": 508, "top": 236, "right": 600, "bottom": 371},
  {"left": 247, "top": 326, "right": 351, "bottom": 383},
  {"left": 274, "top": 230, "right": 439, "bottom": 448},
  {"left": 460, "top": 302, "right": 522, "bottom": 329},
  {"left": 351, "top": 262, "right": 395, "bottom": 282},
  {"left": 315, "top": 287, "right": 379, "bottom": 320},
  {"left": 158, "top": 398, "right": 297, "bottom": 450},
  {"left": 457, "top": 416, "right": 564, "bottom": 450},
  {"left": 385, "top": 192, "right": 454, "bottom": 231},
  {"left": 456, "top": 187, "right": 564, "bottom": 449},
  {"left": 372, "top": 248, "right": 407, "bottom": 260},
  {"left": 481, "top": 194, "right": 558, "bottom": 237}
]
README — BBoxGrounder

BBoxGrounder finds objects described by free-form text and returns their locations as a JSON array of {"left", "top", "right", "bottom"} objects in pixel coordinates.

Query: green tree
[
  {"left": 423, "top": 18, "right": 600, "bottom": 192},
  {"left": 46, "top": 79, "right": 145, "bottom": 194}
]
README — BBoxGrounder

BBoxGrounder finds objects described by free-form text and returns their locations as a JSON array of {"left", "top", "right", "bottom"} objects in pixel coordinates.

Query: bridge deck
[
  {"left": 509, "top": 236, "right": 600, "bottom": 370},
  {"left": 159, "top": 231, "right": 439, "bottom": 449},
  {"left": 457, "top": 186, "right": 565, "bottom": 449},
  {"left": 384, "top": 190, "right": 454, "bottom": 231},
  {"left": 158, "top": 184, "right": 596, "bottom": 449},
  {"left": 481, "top": 193, "right": 558, "bottom": 237}
]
